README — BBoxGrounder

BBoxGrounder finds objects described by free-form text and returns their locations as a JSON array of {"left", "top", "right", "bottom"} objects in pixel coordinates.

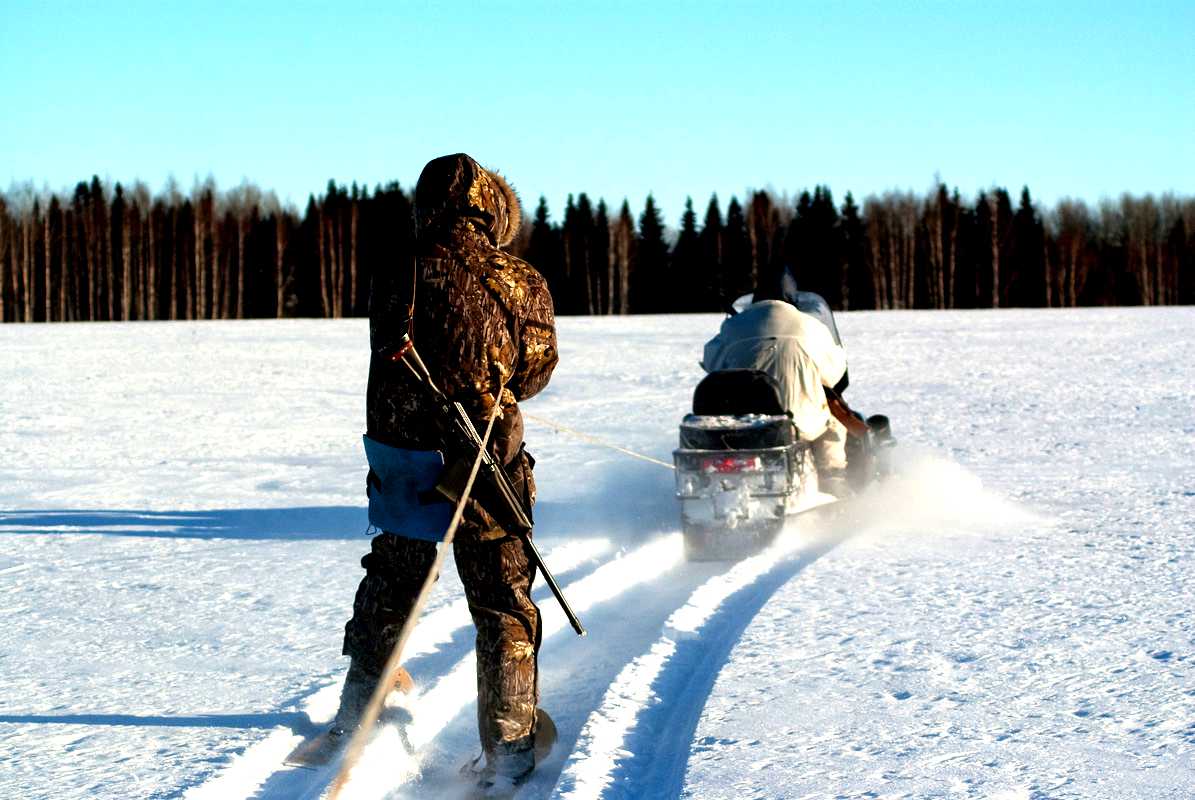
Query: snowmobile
[{"left": 673, "top": 292, "right": 894, "bottom": 561}]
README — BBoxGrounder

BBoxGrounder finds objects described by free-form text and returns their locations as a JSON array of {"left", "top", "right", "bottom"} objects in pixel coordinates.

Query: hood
[{"left": 414, "top": 153, "right": 522, "bottom": 248}]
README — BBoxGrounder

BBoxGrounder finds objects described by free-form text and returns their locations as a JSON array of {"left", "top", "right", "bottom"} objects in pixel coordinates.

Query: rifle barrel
[{"left": 524, "top": 534, "right": 587, "bottom": 636}]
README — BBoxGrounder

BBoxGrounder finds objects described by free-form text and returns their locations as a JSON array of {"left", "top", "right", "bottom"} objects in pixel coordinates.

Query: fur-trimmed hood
[{"left": 414, "top": 153, "right": 522, "bottom": 248}]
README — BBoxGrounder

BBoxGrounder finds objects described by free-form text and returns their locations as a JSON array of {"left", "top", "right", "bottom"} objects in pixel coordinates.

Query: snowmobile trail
[
  {"left": 551, "top": 509, "right": 856, "bottom": 800},
  {"left": 388, "top": 537, "right": 730, "bottom": 799}
]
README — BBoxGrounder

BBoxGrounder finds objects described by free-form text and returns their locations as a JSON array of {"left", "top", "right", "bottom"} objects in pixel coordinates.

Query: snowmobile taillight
[{"left": 702, "top": 455, "right": 763, "bottom": 474}]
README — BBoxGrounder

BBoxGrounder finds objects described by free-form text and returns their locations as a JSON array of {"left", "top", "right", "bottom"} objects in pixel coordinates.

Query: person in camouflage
[{"left": 335, "top": 153, "right": 558, "bottom": 788}]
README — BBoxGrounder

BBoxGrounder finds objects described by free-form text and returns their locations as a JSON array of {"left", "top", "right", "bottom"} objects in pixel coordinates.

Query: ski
[{"left": 283, "top": 667, "right": 415, "bottom": 769}]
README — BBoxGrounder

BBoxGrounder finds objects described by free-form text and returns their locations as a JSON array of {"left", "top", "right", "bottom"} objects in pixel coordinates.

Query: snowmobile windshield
[{"left": 781, "top": 290, "right": 842, "bottom": 346}]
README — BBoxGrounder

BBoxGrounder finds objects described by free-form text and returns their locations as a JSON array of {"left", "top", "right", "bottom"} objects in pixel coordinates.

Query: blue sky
[{"left": 2, "top": 1, "right": 1192, "bottom": 224}]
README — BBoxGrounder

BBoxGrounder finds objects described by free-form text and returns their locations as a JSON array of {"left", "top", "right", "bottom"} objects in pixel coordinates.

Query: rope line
[
  {"left": 327, "top": 381, "right": 507, "bottom": 799},
  {"left": 523, "top": 412, "right": 675, "bottom": 471}
]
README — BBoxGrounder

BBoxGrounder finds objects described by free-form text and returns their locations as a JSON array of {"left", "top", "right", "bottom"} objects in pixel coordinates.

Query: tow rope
[{"left": 523, "top": 412, "right": 675, "bottom": 471}]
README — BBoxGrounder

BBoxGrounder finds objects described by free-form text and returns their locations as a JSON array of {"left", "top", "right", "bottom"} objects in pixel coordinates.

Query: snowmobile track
[{"left": 552, "top": 517, "right": 853, "bottom": 799}]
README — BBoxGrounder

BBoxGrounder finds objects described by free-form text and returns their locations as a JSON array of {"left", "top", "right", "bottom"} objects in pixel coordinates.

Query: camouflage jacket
[{"left": 367, "top": 154, "right": 558, "bottom": 476}]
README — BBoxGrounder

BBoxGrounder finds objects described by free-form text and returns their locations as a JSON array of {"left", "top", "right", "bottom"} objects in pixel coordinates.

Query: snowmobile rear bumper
[{"left": 673, "top": 442, "right": 816, "bottom": 561}]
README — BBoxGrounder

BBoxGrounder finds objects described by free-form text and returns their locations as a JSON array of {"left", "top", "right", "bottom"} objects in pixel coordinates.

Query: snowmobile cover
[
  {"left": 732, "top": 290, "right": 844, "bottom": 347},
  {"left": 702, "top": 300, "right": 847, "bottom": 441},
  {"left": 362, "top": 435, "right": 453, "bottom": 541}
]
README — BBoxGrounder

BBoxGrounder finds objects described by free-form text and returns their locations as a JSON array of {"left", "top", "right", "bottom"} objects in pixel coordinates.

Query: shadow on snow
[
  {"left": 0, "top": 712, "right": 317, "bottom": 733},
  {"left": 0, "top": 507, "right": 369, "bottom": 540},
  {"left": 0, "top": 458, "right": 677, "bottom": 544}
]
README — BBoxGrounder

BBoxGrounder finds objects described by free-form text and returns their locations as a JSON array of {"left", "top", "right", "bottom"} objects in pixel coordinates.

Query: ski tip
[
  {"left": 392, "top": 665, "right": 415, "bottom": 694},
  {"left": 283, "top": 729, "right": 345, "bottom": 769}
]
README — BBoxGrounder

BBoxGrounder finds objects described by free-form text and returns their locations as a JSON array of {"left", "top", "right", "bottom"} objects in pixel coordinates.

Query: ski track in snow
[{"left": 2, "top": 309, "right": 1193, "bottom": 799}]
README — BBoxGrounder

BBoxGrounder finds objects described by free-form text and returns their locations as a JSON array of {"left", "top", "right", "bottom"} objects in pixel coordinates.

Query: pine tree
[
  {"left": 671, "top": 197, "right": 700, "bottom": 311},
  {"left": 46, "top": 196, "right": 63, "bottom": 321},
  {"left": 571, "top": 193, "right": 596, "bottom": 314},
  {"left": 632, "top": 194, "right": 668, "bottom": 313},
  {"left": 698, "top": 194, "right": 724, "bottom": 311},
  {"left": 783, "top": 190, "right": 813, "bottom": 291},
  {"left": 840, "top": 192, "right": 868, "bottom": 310},
  {"left": 560, "top": 194, "right": 577, "bottom": 314},
  {"left": 786, "top": 186, "right": 842, "bottom": 306},
  {"left": 1011, "top": 186, "right": 1045, "bottom": 306},
  {"left": 993, "top": 188, "right": 1014, "bottom": 307},
  {"left": 1177, "top": 210, "right": 1194, "bottom": 305},
  {"left": 526, "top": 197, "right": 564, "bottom": 310},
  {"left": 952, "top": 190, "right": 979, "bottom": 308},
  {"left": 591, "top": 200, "right": 610, "bottom": 314},
  {"left": 922, "top": 182, "right": 956, "bottom": 310},
  {"left": 723, "top": 196, "right": 751, "bottom": 301},
  {"left": 1166, "top": 211, "right": 1188, "bottom": 306}
]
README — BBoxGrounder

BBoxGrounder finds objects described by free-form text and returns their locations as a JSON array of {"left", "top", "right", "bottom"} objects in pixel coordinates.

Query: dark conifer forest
[{"left": 0, "top": 177, "right": 1191, "bottom": 322}]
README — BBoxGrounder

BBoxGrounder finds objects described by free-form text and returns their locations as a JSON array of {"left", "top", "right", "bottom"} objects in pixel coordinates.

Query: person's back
[
  {"left": 367, "top": 155, "right": 557, "bottom": 465},
  {"left": 703, "top": 300, "right": 845, "bottom": 439}
]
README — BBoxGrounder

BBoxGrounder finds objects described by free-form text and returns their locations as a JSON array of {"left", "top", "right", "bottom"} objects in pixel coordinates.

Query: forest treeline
[{"left": 1, "top": 176, "right": 1192, "bottom": 322}]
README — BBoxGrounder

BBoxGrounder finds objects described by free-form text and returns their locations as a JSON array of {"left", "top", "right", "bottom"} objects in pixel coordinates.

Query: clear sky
[{"left": 2, "top": 0, "right": 1192, "bottom": 225}]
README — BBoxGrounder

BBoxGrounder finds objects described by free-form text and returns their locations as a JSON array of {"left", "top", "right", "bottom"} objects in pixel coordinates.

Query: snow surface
[{"left": 1, "top": 308, "right": 1192, "bottom": 799}]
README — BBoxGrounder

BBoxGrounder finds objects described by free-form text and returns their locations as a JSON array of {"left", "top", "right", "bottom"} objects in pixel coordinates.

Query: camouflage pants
[{"left": 342, "top": 451, "right": 541, "bottom": 756}]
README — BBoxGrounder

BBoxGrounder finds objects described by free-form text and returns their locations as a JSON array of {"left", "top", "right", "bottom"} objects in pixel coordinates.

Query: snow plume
[
  {"left": 535, "top": 458, "right": 678, "bottom": 544},
  {"left": 846, "top": 446, "right": 1040, "bottom": 538}
]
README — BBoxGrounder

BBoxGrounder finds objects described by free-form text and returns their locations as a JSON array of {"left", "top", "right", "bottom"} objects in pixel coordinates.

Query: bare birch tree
[{"left": 275, "top": 212, "right": 289, "bottom": 318}]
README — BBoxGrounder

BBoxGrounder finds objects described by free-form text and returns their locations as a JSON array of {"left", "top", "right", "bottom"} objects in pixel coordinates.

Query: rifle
[{"left": 385, "top": 333, "right": 586, "bottom": 637}]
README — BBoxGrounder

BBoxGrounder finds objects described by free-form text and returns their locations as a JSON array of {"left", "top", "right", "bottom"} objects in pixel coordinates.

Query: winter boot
[
  {"left": 466, "top": 709, "right": 556, "bottom": 798},
  {"left": 472, "top": 741, "right": 535, "bottom": 799},
  {"left": 329, "top": 660, "right": 413, "bottom": 738}
]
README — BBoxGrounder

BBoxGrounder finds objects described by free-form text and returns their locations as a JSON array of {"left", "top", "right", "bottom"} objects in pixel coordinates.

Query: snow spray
[{"left": 842, "top": 446, "right": 1040, "bottom": 538}]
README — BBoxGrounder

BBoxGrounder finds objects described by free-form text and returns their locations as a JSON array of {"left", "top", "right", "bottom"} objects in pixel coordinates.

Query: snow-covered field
[{"left": 1, "top": 308, "right": 1192, "bottom": 800}]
